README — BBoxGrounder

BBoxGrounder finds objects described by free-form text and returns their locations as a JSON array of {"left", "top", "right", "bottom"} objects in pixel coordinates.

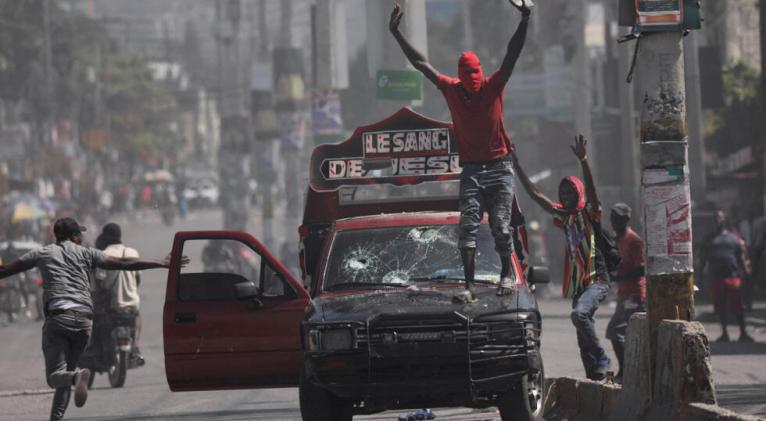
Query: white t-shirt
[{"left": 94, "top": 244, "right": 140, "bottom": 310}]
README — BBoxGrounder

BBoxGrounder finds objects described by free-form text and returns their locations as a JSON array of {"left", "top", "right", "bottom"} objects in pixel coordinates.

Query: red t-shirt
[
  {"left": 437, "top": 71, "right": 511, "bottom": 163},
  {"left": 616, "top": 227, "right": 646, "bottom": 302}
]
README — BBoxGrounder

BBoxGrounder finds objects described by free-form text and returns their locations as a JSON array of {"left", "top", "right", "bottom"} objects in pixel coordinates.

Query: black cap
[
  {"left": 53, "top": 217, "right": 87, "bottom": 241},
  {"left": 101, "top": 222, "right": 122, "bottom": 243}
]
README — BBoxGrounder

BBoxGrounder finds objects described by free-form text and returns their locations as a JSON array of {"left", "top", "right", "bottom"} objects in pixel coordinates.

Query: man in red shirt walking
[
  {"left": 390, "top": 0, "right": 531, "bottom": 301},
  {"left": 605, "top": 203, "right": 646, "bottom": 383}
]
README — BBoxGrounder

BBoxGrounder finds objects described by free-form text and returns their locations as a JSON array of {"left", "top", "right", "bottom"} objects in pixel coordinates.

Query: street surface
[{"left": 1, "top": 209, "right": 765, "bottom": 420}]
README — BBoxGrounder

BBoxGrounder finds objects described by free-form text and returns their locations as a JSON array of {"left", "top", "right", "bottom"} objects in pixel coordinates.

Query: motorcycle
[{"left": 79, "top": 310, "right": 144, "bottom": 388}]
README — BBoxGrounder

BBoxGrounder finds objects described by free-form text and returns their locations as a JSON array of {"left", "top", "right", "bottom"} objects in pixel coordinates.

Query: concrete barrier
[
  {"left": 542, "top": 314, "right": 760, "bottom": 421},
  {"left": 681, "top": 403, "right": 763, "bottom": 421}
]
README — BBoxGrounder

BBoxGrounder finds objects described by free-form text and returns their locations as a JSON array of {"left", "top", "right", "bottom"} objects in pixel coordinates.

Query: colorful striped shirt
[{"left": 553, "top": 202, "right": 602, "bottom": 299}]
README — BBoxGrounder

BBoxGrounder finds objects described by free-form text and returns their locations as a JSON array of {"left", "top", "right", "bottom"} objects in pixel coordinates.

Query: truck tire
[
  {"left": 299, "top": 372, "right": 352, "bottom": 421},
  {"left": 497, "top": 359, "right": 545, "bottom": 421}
]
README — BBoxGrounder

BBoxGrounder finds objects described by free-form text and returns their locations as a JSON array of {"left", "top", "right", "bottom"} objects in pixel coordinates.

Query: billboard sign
[{"left": 376, "top": 69, "right": 423, "bottom": 101}]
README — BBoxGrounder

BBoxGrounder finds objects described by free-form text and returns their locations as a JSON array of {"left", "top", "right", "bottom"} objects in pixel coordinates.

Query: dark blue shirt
[{"left": 704, "top": 231, "right": 743, "bottom": 281}]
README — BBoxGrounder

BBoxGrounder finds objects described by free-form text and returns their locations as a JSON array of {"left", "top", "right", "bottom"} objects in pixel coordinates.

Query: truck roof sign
[{"left": 309, "top": 108, "right": 460, "bottom": 192}]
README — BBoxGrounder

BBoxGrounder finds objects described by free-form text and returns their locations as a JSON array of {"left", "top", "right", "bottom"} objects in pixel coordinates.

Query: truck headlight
[
  {"left": 307, "top": 327, "right": 355, "bottom": 352},
  {"left": 489, "top": 323, "right": 519, "bottom": 344}
]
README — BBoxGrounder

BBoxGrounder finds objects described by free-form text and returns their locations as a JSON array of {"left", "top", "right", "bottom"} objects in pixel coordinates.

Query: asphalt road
[{"left": 1, "top": 208, "right": 764, "bottom": 421}]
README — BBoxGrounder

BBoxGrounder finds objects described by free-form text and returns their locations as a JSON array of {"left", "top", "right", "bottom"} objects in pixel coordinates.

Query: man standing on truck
[
  {"left": 390, "top": 0, "right": 531, "bottom": 302},
  {"left": 511, "top": 136, "right": 612, "bottom": 381},
  {"left": 0, "top": 217, "right": 185, "bottom": 421}
]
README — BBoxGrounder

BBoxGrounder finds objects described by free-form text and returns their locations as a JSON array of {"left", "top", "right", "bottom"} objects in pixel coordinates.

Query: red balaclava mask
[
  {"left": 458, "top": 51, "right": 483, "bottom": 93},
  {"left": 556, "top": 176, "right": 587, "bottom": 213}
]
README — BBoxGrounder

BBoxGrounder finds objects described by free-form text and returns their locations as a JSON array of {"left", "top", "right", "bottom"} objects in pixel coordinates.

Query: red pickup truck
[{"left": 162, "top": 108, "right": 549, "bottom": 421}]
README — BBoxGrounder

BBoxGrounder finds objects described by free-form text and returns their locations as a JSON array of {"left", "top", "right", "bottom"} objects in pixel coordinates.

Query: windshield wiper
[
  {"left": 409, "top": 275, "right": 497, "bottom": 285},
  {"left": 409, "top": 275, "right": 465, "bottom": 284},
  {"left": 326, "top": 282, "right": 408, "bottom": 291}
]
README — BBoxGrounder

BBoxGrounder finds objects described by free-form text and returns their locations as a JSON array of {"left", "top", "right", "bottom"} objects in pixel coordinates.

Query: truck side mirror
[
  {"left": 529, "top": 266, "right": 550, "bottom": 285},
  {"left": 235, "top": 281, "right": 259, "bottom": 300}
]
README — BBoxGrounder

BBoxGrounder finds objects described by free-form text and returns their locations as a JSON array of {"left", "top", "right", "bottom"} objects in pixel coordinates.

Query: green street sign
[{"left": 376, "top": 69, "right": 423, "bottom": 101}]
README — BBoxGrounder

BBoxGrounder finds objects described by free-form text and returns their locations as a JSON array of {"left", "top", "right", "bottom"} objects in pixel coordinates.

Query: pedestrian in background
[
  {"left": 512, "top": 135, "right": 612, "bottom": 381},
  {"left": 605, "top": 203, "right": 646, "bottom": 383},
  {"left": 93, "top": 222, "right": 145, "bottom": 363},
  {"left": 0, "top": 217, "right": 185, "bottom": 421},
  {"left": 701, "top": 209, "right": 754, "bottom": 343}
]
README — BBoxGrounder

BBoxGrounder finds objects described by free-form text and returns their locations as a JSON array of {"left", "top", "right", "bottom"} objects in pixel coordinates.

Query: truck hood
[{"left": 311, "top": 286, "right": 538, "bottom": 323}]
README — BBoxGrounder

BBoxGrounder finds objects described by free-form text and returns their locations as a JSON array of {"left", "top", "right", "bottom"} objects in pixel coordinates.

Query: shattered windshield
[{"left": 323, "top": 224, "right": 502, "bottom": 291}]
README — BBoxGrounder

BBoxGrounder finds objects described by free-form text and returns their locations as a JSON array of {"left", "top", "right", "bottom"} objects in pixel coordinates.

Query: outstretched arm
[
  {"left": 98, "top": 255, "right": 190, "bottom": 271},
  {"left": 510, "top": 146, "right": 559, "bottom": 215},
  {"left": 389, "top": 3, "right": 440, "bottom": 85},
  {"left": 571, "top": 135, "right": 599, "bottom": 207},
  {"left": 497, "top": 0, "right": 531, "bottom": 83},
  {"left": 0, "top": 260, "right": 34, "bottom": 280}
]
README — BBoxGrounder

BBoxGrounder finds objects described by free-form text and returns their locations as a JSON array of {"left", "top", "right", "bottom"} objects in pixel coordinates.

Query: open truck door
[{"left": 163, "top": 230, "right": 310, "bottom": 391}]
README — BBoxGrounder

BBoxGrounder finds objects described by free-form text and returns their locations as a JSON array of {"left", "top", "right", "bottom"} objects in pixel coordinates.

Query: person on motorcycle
[
  {"left": 93, "top": 222, "right": 145, "bottom": 363},
  {"left": 0, "top": 242, "right": 26, "bottom": 322},
  {"left": 0, "top": 217, "right": 187, "bottom": 421}
]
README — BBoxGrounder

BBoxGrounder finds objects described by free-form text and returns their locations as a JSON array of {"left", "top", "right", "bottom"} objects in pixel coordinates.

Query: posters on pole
[
  {"left": 251, "top": 59, "right": 279, "bottom": 141},
  {"left": 273, "top": 48, "right": 306, "bottom": 111},
  {"left": 643, "top": 168, "right": 692, "bottom": 258},
  {"left": 311, "top": 89, "right": 344, "bottom": 145}
]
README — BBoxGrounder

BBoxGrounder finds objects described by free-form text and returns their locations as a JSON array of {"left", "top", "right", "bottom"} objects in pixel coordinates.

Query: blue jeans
[
  {"left": 458, "top": 159, "right": 515, "bottom": 255},
  {"left": 571, "top": 280, "right": 610, "bottom": 379}
]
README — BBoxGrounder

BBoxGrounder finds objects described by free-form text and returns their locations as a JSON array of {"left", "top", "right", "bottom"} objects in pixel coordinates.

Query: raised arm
[
  {"left": 389, "top": 3, "right": 440, "bottom": 85},
  {"left": 510, "top": 146, "right": 559, "bottom": 215},
  {"left": 571, "top": 135, "right": 599, "bottom": 207},
  {"left": 497, "top": 0, "right": 531, "bottom": 83},
  {"left": 98, "top": 255, "right": 189, "bottom": 271}
]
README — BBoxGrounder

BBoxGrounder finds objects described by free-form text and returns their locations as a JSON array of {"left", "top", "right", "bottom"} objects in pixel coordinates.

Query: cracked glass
[{"left": 323, "top": 224, "right": 502, "bottom": 290}]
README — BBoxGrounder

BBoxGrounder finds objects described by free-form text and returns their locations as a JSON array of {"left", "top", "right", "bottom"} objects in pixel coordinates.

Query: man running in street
[
  {"left": 511, "top": 136, "right": 612, "bottom": 380},
  {"left": 0, "top": 217, "right": 186, "bottom": 421},
  {"left": 605, "top": 203, "right": 646, "bottom": 383},
  {"left": 390, "top": 0, "right": 531, "bottom": 302}
]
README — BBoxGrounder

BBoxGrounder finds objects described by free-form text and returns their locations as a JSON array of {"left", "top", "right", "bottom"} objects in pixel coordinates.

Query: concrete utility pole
[
  {"left": 635, "top": 31, "right": 695, "bottom": 379},
  {"left": 215, "top": 0, "right": 251, "bottom": 231},
  {"left": 42, "top": 0, "right": 53, "bottom": 145},
  {"left": 254, "top": 0, "right": 276, "bottom": 247},
  {"left": 615, "top": 13, "right": 639, "bottom": 214},
  {"left": 573, "top": 0, "right": 593, "bottom": 167},
  {"left": 277, "top": 0, "right": 307, "bottom": 222},
  {"left": 684, "top": 31, "right": 706, "bottom": 205},
  {"left": 761, "top": 0, "right": 766, "bottom": 215}
]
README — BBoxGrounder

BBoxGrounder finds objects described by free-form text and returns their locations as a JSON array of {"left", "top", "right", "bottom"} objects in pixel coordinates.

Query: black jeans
[{"left": 42, "top": 312, "right": 92, "bottom": 421}]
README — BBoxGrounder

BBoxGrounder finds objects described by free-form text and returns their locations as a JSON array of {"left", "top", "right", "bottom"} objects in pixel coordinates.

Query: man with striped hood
[{"left": 511, "top": 135, "right": 612, "bottom": 381}]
